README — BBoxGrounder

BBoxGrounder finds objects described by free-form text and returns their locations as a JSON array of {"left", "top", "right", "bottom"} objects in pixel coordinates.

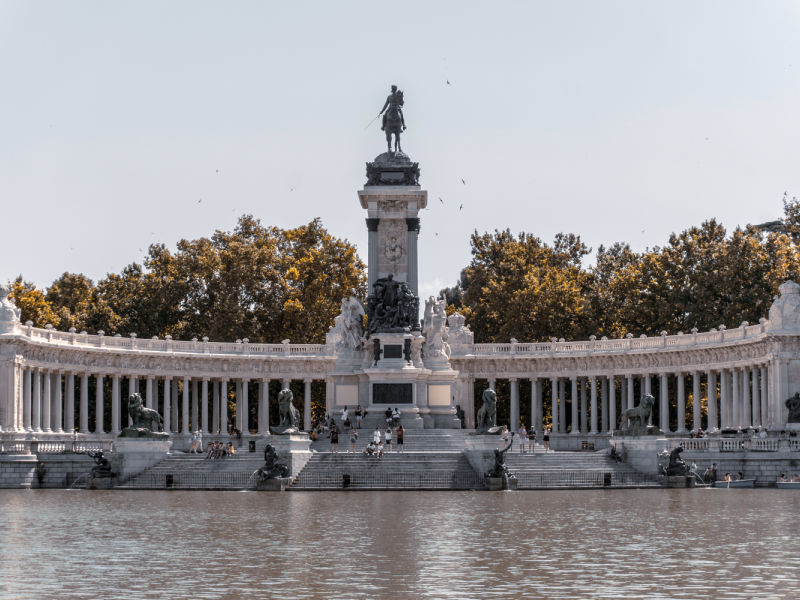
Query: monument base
[
  {"left": 113, "top": 438, "right": 172, "bottom": 481},
  {"left": 267, "top": 434, "right": 311, "bottom": 477},
  {"left": 256, "top": 477, "right": 291, "bottom": 491},
  {"left": 612, "top": 436, "right": 668, "bottom": 476}
]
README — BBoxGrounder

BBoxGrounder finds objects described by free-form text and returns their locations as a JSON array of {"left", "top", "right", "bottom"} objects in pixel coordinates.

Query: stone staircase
[
  {"left": 116, "top": 448, "right": 267, "bottom": 490},
  {"left": 291, "top": 452, "right": 484, "bottom": 490},
  {"left": 503, "top": 447, "right": 661, "bottom": 489},
  {"left": 311, "top": 427, "right": 472, "bottom": 452}
]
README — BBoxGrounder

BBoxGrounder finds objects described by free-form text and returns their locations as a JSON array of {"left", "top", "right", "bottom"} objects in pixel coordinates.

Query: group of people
[
  {"left": 778, "top": 473, "right": 800, "bottom": 482},
  {"left": 188, "top": 430, "right": 204, "bottom": 453},
  {"left": 205, "top": 440, "right": 236, "bottom": 459},
  {"left": 364, "top": 425, "right": 404, "bottom": 457},
  {"left": 514, "top": 425, "right": 540, "bottom": 453}
]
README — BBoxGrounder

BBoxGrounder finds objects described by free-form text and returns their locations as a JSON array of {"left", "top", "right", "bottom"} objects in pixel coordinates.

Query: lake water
[{"left": 1, "top": 489, "right": 799, "bottom": 599}]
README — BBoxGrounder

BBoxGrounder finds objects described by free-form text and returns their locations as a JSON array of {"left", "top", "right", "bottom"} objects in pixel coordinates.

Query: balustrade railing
[{"left": 669, "top": 436, "right": 796, "bottom": 452}]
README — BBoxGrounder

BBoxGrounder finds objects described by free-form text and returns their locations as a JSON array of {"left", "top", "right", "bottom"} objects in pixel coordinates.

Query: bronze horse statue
[{"left": 380, "top": 85, "right": 406, "bottom": 153}]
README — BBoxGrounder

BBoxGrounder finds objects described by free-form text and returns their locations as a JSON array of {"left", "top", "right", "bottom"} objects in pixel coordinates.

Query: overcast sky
[{"left": 2, "top": 1, "right": 799, "bottom": 300}]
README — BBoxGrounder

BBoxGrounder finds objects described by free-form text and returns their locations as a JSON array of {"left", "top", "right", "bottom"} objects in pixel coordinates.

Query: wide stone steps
[
  {"left": 311, "top": 429, "right": 473, "bottom": 453},
  {"left": 291, "top": 452, "right": 484, "bottom": 490},
  {"left": 503, "top": 452, "right": 660, "bottom": 488},
  {"left": 117, "top": 452, "right": 268, "bottom": 490}
]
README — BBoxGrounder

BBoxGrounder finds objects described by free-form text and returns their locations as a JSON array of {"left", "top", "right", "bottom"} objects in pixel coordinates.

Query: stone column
[
  {"left": 509, "top": 378, "right": 519, "bottom": 430},
  {"left": 741, "top": 368, "right": 751, "bottom": 429},
  {"left": 171, "top": 379, "right": 179, "bottom": 432},
  {"left": 550, "top": 377, "right": 558, "bottom": 433},
  {"left": 221, "top": 379, "right": 228, "bottom": 434},
  {"left": 304, "top": 378, "right": 312, "bottom": 431},
  {"left": 590, "top": 377, "right": 598, "bottom": 434},
  {"left": 719, "top": 370, "right": 729, "bottom": 429},
  {"left": 658, "top": 373, "right": 668, "bottom": 432},
  {"left": 95, "top": 373, "right": 104, "bottom": 434},
  {"left": 676, "top": 372, "right": 686, "bottom": 433},
  {"left": 65, "top": 372, "right": 74, "bottom": 433},
  {"left": 644, "top": 374, "right": 652, "bottom": 396},
  {"left": 488, "top": 378, "right": 496, "bottom": 391},
  {"left": 201, "top": 379, "right": 209, "bottom": 433},
  {"left": 406, "top": 218, "right": 420, "bottom": 296},
  {"left": 760, "top": 365, "right": 769, "bottom": 428},
  {"left": 532, "top": 378, "right": 542, "bottom": 436},
  {"left": 571, "top": 377, "right": 579, "bottom": 434},
  {"left": 600, "top": 377, "right": 608, "bottom": 433},
  {"left": 53, "top": 371, "right": 63, "bottom": 433},
  {"left": 146, "top": 376, "right": 154, "bottom": 409},
  {"left": 608, "top": 376, "right": 617, "bottom": 433},
  {"left": 751, "top": 368, "right": 761, "bottom": 428},
  {"left": 258, "top": 379, "right": 268, "bottom": 435},
  {"left": 111, "top": 375, "right": 121, "bottom": 434},
  {"left": 626, "top": 375, "right": 634, "bottom": 410},
  {"left": 707, "top": 370, "right": 718, "bottom": 431},
  {"left": 558, "top": 380, "right": 567, "bottom": 433},
  {"left": 31, "top": 369, "right": 42, "bottom": 432},
  {"left": 366, "top": 217, "right": 379, "bottom": 292},
  {"left": 579, "top": 378, "right": 587, "bottom": 434},
  {"left": 22, "top": 367, "right": 32, "bottom": 431},
  {"left": 79, "top": 373, "right": 89, "bottom": 433},
  {"left": 163, "top": 376, "right": 171, "bottom": 434},
  {"left": 182, "top": 377, "right": 190, "bottom": 434},
  {"left": 191, "top": 379, "right": 199, "bottom": 432},
  {"left": 41, "top": 369, "right": 51, "bottom": 432},
  {"left": 212, "top": 380, "right": 220, "bottom": 434},
  {"left": 238, "top": 380, "right": 248, "bottom": 433},
  {"left": 732, "top": 369, "right": 741, "bottom": 428},
  {"left": 692, "top": 372, "right": 701, "bottom": 432}
]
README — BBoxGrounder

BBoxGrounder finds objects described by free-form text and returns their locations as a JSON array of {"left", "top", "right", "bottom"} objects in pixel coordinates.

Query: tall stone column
[
  {"left": 163, "top": 376, "right": 171, "bottom": 434},
  {"left": 172, "top": 377, "right": 181, "bottom": 433},
  {"left": 95, "top": 373, "right": 104, "bottom": 434},
  {"left": 608, "top": 376, "right": 616, "bottom": 433},
  {"left": 65, "top": 372, "right": 74, "bottom": 433},
  {"left": 23, "top": 367, "right": 32, "bottom": 431},
  {"left": 42, "top": 369, "right": 51, "bottom": 432},
  {"left": 53, "top": 371, "right": 63, "bottom": 433},
  {"left": 201, "top": 379, "right": 209, "bottom": 433},
  {"left": 590, "top": 377, "right": 598, "bottom": 434},
  {"left": 707, "top": 370, "right": 718, "bottom": 431},
  {"left": 571, "top": 377, "right": 579, "bottom": 434},
  {"left": 760, "top": 365, "right": 768, "bottom": 428},
  {"left": 466, "top": 376, "right": 476, "bottom": 429},
  {"left": 32, "top": 369, "right": 42, "bottom": 432},
  {"left": 79, "top": 373, "right": 89, "bottom": 433},
  {"left": 111, "top": 374, "right": 121, "bottom": 434},
  {"left": 532, "top": 378, "right": 542, "bottom": 436},
  {"left": 182, "top": 377, "right": 190, "bottom": 434},
  {"left": 146, "top": 376, "right": 154, "bottom": 409},
  {"left": 720, "top": 370, "right": 730, "bottom": 429},
  {"left": 366, "top": 217, "right": 379, "bottom": 293},
  {"left": 579, "top": 379, "right": 587, "bottom": 434},
  {"left": 508, "top": 378, "right": 519, "bottom": 430},
  {"left": 658, "top": 373, "right": 668, "bottom": 432},
  {"left": 406, "top": 218, "right": 420, "bottom": 296},
  {"left": 192, "top": 379, "right": 199, "bottom": 432},
  {"left": 600, "top": 377, "right": 608, "bottom": 433},
  {"left": 220, "top": 379, "right": 228, "bottom": 434},
  {"left": 212, "top": 380, "right": 219, "bottom": 433},
  {"left": 731, "top": 369, "right": 740, "bottom": 428},
  {"left": 741, "top": 368, "right": 751, "bottom": 429},
  {"left": 692, "top": 372, "right": 701, "bottom": 432},
  {"left": 488, "top": 378, "right": 496, "bottom": 391},
  {"left": 751, "top": 368, "right": 761, "bottom": 428},
  {"left": 238, "top": 380, "right": 248, "bottom": 433},
  {"left": 304, "top": 379, "right": 312, "bottom": 431},
  {"left": 258, "top": 379, "right": 269, "bottom": 435},
  {"left": 676, "top": 372, "right": 686, "bottom": 433},
  {"left": 558, "top": 380, "right": 567, "bottom": 433},
  {"left": 550, "top": 377, "right": 558, "bottom": 434},
  {"left": 644, "top": 374, "right": 652, "bottom": 396},
  {"left": 626, "top": 375, "right": 634, "bottom": 410}
]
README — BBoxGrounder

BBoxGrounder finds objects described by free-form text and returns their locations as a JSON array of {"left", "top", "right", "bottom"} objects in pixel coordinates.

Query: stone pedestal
[
  {"left": 612, "top": 436, "right": 668, "bottom": 476},
  {"left": 267, "top": 433, "right": 312, "bottom": 477},
  {"left": 256, "top": 477, "right": 290, "bottom": 491},
  {"left": 113, "top": 438, "right": 172, "bottom": 481}
]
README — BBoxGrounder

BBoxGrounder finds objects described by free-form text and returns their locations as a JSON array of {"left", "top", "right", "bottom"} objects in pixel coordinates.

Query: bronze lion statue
[
  {"left": 618, "top": 393, "right": 655, "bottom": 436},
  {"left": 476, "top": 388, "right": 497, "bottom": 431},
  {"left": 277, "top": 388, "right": 300, "bottom": 429},
  {"left": 128, "top": 392, "right": 163, "bottom": 432}
]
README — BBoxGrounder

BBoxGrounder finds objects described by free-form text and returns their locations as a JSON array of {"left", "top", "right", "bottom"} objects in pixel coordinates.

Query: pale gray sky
[{"left": 2, "top": 1, "right": 799, "bottom": 300}]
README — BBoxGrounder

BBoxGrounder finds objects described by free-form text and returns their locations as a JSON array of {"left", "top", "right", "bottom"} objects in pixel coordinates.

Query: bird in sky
[
  {"left": 435, "top": 232, "right": 439, "bottom": 236},
  {"left": 198, "top": 198, "right": 202, "bottom": 203},
  {"left": 439, "top": 197, "right": 443, "bottom": 203},
  {"left": 461, "top": 178, "right": 466, "bottom": 185},
  {"left": 446, "top": 79, "right": 451, "bottom": 85},
  {"left": 215, "top": 169, "right": 219, "bottom": 173},
  {"left": 459, "top": 204, "right": 463, "bottom": 210}
]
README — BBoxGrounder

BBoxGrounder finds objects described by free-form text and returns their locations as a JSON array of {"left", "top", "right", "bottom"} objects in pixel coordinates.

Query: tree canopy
[
  {"left": 443, "top": 200, "right": 800, "bottom": 342},
  {"left": 10, "top": 216, "right": 366, "bottom": 344}
]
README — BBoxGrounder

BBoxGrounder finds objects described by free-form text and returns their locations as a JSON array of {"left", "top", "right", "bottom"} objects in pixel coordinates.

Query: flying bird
[
  {"left": 198, "top": 198, "right": 202, "bottom": 203},
  {"left": 439, "top": 197, "right": 443, "bottom": 204},
  {"left": 461, "top": 178, "right": 466, "bottom": 185},
  {"left": 215, "top": 169, "right": 219, "bottom": 173},
  {"left": 459, "top": 204, "right": 463, "bottom": 210},
  {"left": 446, "top": 79, "right": 451, "bottom": 85}
]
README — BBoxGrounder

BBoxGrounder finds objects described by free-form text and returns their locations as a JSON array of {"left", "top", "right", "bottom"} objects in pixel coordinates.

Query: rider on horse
[{"left": 380, "top": 85, "right": 406, "bottom": 131}]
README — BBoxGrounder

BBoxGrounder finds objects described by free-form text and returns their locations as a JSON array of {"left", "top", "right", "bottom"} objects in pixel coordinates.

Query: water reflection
[{"left": 0, "top": 489, "right": 798, "bottom": 599}]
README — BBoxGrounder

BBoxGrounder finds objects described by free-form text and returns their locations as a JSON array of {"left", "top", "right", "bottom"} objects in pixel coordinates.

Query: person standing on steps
[
  {"left": 543, "top": 428, "right": 550, "bottom": 452},
  {"left": 529, "top": 428, "right": 537, "bottom": 452},
  {"left": 373, "top": 427, "right": 382, "bottom": 445},
  {"left": 329, "top": 423, "right": 339, "bottom": 453},
  {"left": 517, "top": 424, "right": 528, "bottom": 454},
  {"left": 355, "top": 405, "right": 363, "bottom": 429},
  {"left": 349, "top": 426, "right": 358, "bottom": 453},
  {"left": 396, "top": 425, "right": 404, "bottom": 453},
  {"left": 385, "top": 427, "right": 393, "bottom": 453}
]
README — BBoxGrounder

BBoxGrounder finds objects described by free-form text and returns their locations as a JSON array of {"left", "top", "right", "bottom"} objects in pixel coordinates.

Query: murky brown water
[{"left": 1, "top": 489, "right": 799, "bottom": 599}]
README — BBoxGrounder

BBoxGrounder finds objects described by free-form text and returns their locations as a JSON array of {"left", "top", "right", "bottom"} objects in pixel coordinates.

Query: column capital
[
  {"left": 405, "top": 217, "right": 420, "bottom": 232},
  {"left": 508, "top": 377, "right": 518, "bottom": 383},
  {"left": 303, "top": 378, "right": 313, "bottom": 384},
  {"left": 365, "top": 217, "right": 379, "bottom": 232}
]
